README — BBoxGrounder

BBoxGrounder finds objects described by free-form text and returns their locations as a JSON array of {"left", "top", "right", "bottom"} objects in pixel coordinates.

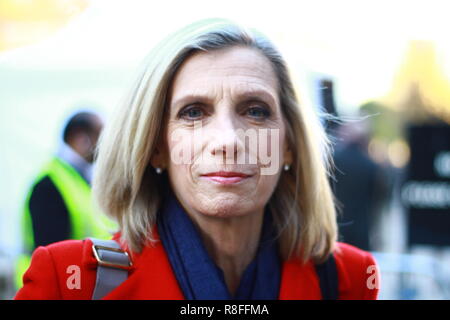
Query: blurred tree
[{"left": 382, "top": 40, "right": 450, "bottom": 125}]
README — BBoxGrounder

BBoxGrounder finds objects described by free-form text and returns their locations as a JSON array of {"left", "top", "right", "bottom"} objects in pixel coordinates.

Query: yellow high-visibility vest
[{"left": 15, "top": 157, "right": 117, "bottom": 289}]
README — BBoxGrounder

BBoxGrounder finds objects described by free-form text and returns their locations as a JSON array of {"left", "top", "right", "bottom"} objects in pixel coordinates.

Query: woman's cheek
[{"left": 257, "top": 172, "right": 279, "bottom": 197}]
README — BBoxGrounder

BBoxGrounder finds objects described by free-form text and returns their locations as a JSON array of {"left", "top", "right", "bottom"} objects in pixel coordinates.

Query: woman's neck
[{"left": 188, "top": 211, "right": 264, "bottom": 296}]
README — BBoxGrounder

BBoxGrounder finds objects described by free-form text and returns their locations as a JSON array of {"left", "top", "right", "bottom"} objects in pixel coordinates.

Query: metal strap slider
[{"left": 92, "top": 244, "right": 132, "bottom": 270}]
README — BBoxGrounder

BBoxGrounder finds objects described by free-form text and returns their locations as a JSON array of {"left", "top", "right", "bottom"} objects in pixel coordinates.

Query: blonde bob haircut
[{"left": 93, "top": 18, "right": 338, "bottom": 264}]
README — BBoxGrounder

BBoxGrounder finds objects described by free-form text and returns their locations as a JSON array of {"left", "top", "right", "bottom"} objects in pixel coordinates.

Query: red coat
[{"left": 15, "top": 230, "right": 379, "bottom": 300}]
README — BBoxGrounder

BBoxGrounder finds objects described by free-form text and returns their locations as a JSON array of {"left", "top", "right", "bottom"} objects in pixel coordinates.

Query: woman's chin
[{"left": 194, "top": 196, "right": 253, "bottom": 219}]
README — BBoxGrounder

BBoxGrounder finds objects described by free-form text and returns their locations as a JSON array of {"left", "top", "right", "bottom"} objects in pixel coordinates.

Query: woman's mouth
[{"left": 200, "top": 171, "right": 253, "bottom": 185}]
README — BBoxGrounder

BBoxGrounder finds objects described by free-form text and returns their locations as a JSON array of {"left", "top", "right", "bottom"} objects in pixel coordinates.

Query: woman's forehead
[{"left": 169, "top": 46, "right": 279, "bottom": 102}]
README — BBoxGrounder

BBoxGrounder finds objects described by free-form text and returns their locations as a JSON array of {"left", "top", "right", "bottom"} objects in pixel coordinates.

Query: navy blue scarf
[{"left": 156, "top": 189, "right": 281, "bottom": 300}]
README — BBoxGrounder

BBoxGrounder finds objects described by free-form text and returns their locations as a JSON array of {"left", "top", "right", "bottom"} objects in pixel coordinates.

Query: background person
[
  {"left": 15, "top": 111, "right": 115, "bottom": 289},
  {"left": 333, "top": 120, "right": 391, "bottom": 251}
]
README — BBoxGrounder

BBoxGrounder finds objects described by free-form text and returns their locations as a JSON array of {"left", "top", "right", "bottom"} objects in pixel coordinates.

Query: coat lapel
[
  {"left": 278, "top": 258, "right": 322, "bottom": 299},
  {"left": 103, "top": 236, "right": 185, "bottom": 300}
]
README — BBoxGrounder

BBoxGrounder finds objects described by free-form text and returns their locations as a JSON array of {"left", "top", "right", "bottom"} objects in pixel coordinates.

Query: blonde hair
[{"left": 93, "top": 18, "right": 338, "bottom": 263}]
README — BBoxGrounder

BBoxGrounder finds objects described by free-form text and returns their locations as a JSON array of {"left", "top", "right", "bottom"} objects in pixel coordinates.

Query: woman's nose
[{"left": 208, "top": 115, "right": 245, "bottom": 163}]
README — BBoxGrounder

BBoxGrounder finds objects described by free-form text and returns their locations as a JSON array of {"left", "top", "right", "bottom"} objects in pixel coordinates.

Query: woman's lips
[{"left": 200, "top": 171, "right": 253, "bottom": 185}]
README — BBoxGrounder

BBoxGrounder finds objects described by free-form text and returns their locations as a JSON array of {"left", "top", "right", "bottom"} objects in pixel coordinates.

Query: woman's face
[{"left": 157, "top": 46, "right": 291, "bottom": 218}]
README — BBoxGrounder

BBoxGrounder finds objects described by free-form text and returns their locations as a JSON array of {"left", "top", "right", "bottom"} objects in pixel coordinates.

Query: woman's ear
[
  {"left": 150, "top": 136, "right": 168, "bottom": 170},
  {"left": 283, "top": 143, "right": 293, "bottom": 167},
  {"left": 150, "top": 146, "right": 166, "bottom": 170}
]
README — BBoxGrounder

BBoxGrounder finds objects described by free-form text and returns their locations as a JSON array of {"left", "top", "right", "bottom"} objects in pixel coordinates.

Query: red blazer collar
[{"left": 85, "top": 229, "right": 324, "bottom": 300}]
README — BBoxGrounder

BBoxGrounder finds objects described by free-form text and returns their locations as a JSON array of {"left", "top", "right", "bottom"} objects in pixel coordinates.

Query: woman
[{"left": 15, "top": 18, "right": 379, "bottom": 300}]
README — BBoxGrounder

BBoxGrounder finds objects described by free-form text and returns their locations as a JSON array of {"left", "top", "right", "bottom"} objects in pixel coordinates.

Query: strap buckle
[{"left": 92, "top": 244, "right": 133, "bottom": 270}]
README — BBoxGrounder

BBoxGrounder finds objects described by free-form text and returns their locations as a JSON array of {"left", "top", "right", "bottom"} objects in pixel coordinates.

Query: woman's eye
[
  {"left": 179, "top": 106, "right": 204, "bottom": 120},
  {"left": 246, "top": 106, "right": 271, "bottom": 119}
]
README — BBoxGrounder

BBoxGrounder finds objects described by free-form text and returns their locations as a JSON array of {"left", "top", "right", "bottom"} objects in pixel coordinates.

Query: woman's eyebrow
[
  {"left": 171, "top": 89, "right": 277, "bottom": 110},
  {"left": 237, "top": 89, "right": 277, "bottom": 106},
  {"left": 171, "top": 94, "right": 212, "bottom": 111}
]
